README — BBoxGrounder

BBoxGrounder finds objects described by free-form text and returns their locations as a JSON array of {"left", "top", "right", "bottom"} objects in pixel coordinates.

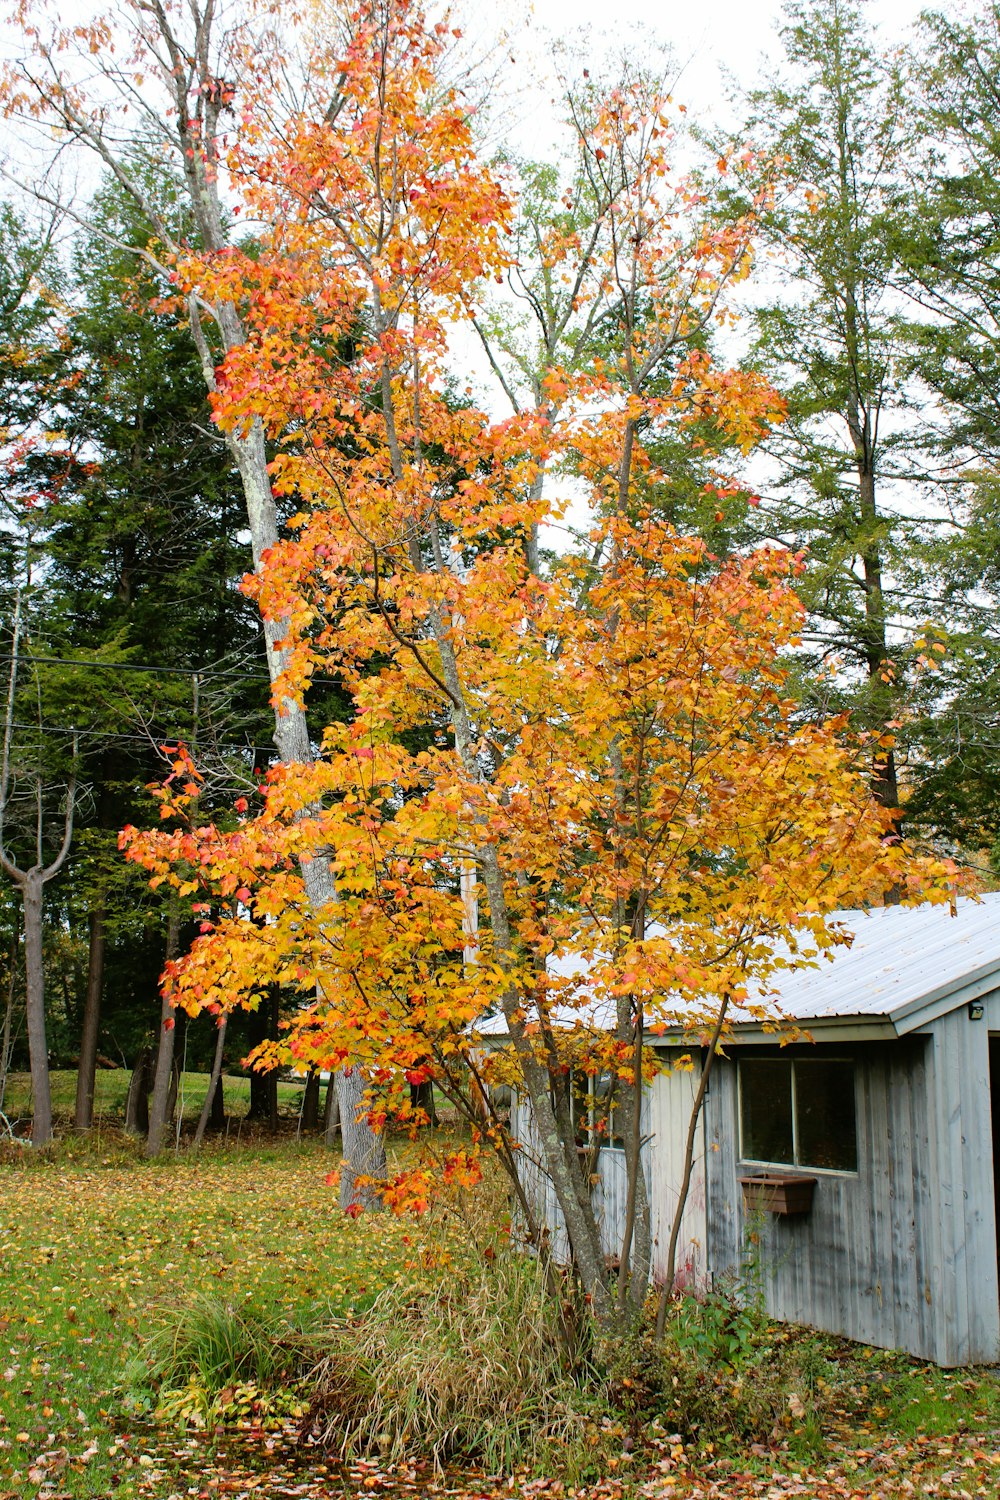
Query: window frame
[{"left": 737, "top": 1053, "right": 859, "bottom": 1178}]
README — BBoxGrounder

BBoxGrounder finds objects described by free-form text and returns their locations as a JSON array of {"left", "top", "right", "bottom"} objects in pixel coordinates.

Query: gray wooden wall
[
  {"left": 704, "top": 1025, "right": 1000, "bottom": 1366},
  {"left": 508, "top": 1060, "right": 708, "bottom": 1285}
]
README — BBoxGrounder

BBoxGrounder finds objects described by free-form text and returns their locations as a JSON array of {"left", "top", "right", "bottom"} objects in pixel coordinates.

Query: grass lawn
[
  {"left": 3, "top": 1128, "right": 1000, "bottom": 1499},
  {"left": 1, "top": 1068, "right": 310, "bottom": 1134},
  {"left": 0, "top": 1134, "right": 462, "bottom": 1498}
]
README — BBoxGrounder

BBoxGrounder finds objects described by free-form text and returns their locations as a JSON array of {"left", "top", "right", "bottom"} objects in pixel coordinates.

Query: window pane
[
  {"left": 740, "top": 1059, "right": 794, "bottom": 1164},
  {"left": 591, "top": 1073, "right": 625, "bottom": 1149},
  {"left": 796, "top": 1060, "right": 857, "bottom": 1171}
]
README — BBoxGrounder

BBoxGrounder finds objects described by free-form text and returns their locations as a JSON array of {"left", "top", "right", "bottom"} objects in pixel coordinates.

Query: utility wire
[
  {"left": 2, "top": 720, "right": 273, "bottom": 754},
  {"left": 0, "top": 653, "right": 271, "bottom": 683}
]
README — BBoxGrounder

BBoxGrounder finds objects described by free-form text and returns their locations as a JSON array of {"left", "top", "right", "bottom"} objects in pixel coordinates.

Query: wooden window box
[{"left": 739, "top": 1171, "right": 817, "bottom": 1217}]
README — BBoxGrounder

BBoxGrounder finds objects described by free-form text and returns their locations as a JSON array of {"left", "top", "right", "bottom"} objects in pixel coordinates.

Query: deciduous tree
[
  {"left": 2, "top": 0, "right": 385, "bottom": 1196},
  {"left": 122, "top": 0, "right": 953, "bottom": 1335}
]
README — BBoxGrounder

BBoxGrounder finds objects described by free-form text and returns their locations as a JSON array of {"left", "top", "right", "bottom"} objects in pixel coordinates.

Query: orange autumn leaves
[{"left": 120, "top": 0, "right": 954, "bottom": 1211}]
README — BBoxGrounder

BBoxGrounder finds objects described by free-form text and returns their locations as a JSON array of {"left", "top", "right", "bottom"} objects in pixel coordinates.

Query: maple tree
[{"left": 114, "top": 0, "right": 957, "bottom": 1334}]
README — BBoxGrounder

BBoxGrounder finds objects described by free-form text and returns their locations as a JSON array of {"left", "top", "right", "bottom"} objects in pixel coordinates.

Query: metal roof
[
  {"left": 474, "top": 896, "right": 1000, "bottom": 1041},
  {"left": 732, "top": 895, "right": 1000, "bottom": 1032}
]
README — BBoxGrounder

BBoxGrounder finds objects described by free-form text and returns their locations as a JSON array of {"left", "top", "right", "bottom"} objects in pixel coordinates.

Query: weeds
[
  {"left": 308, "top": 1251, "right": 617, "bottom": 1474},
  {"left": 123, "top": 1293, "right": 314, "bottom": 1429},
  {"left": 655, "top": 1282, "right": 839, "bottom": 1449}
]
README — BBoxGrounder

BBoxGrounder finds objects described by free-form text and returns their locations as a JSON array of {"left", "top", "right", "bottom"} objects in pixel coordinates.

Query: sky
[{"left": 465, "top": 0, "right": 932, "bottom": 145}]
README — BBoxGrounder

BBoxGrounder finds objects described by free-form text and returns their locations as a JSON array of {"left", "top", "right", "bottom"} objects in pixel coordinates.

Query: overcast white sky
[{"left": 472, "top": 0, "right": 932, "bottom": 145}]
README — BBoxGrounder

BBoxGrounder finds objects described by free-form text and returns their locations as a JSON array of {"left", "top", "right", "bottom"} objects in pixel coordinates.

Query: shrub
[
  {"left": 657, "top": 1288, "right": 838, "bottom": 1449},
  {"left": 127, "top": 1293, "right": 313, "bottom": 1428},
  {"left": 307, "top": 1253, "right": 619, "bottom": 1474}
]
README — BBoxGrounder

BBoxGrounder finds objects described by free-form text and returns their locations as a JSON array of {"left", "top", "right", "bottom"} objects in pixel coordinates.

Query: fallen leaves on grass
[
  {"left": 4, "top": 1142, "right": 1000, "bottom": 1499},
  {"left": 0, "top": 1140, "right": 467, "bottom": 1498}
]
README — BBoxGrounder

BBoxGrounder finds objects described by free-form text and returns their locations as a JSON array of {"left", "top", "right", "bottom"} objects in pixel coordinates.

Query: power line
[
  {"left": 2, "top": 720, "right": 274, "bottom": 753},
  {"left": 0, "top": 652, "right": 271, "bottom": 684}
]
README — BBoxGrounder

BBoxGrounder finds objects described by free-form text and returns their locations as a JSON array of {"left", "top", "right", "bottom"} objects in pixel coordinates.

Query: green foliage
[
  {"left": 127, "top": 1294, "right": 312, "bottom": 1428},
  {"left": 726, "top": 0, "right": 925, "bottom": 811},
  {"left": 657, "top": 1289, "right": 836, "bottom": 1449}
]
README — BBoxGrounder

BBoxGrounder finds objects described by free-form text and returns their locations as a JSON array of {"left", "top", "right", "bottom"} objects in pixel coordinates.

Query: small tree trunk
[
  {"left": 145, "top": 906, "right": 180, "bottom": 1158},
  {"left": 125, "top": 1047, "right": 152, "bottom": 1135},
  {"left": 655, "top": 1001, "right": 731, "bottom": 1341},
  {"left": 165, "top": 1047, "right": 181, "bottom": 1128},
  {"left": 266, "top": 988, "right": 279, "bottom": 1133},
  {"left": 209, "top": 1069, "right": 225, "bottom": 1130},
  {"left": 323, "top": 1073, "right": 340, "bottom": 1146},
  {"left": 0, "top": 929, "right": 19, "bottom": 1116},
  {"left": 193, "top": 1012, "right": 228, "bottom": 1148},
  {"left": 22, "top": 871, "right": 52, "bottom": 1147},
  {"left": 74, "top": 908, "right": 105, "bottom": 1131},
  {"left": 301, "top": 1067, "right": 321, "bottom": 1132},
  {"left": 410, "top": 1078, "right": 438, "bottom": 1126},
  {"left": 247, "top": 990, "right": 276, "bottom": 1121},
  {"left": 248, "top": 1067, "right": 269, "bottom": 1120}
]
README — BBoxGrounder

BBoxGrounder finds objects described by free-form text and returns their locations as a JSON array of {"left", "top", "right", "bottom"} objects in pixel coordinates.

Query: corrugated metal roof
[
  {"left": 735, "top": 894, "right": 1000, "bottom": 1027},
  {"left": 474, "top": 896, "right": 1000, "bottom": 1037}
]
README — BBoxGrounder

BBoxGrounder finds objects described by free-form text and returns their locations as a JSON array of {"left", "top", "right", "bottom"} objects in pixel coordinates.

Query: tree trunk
[
  {"left": 21, "top": 871, "right": 52, "bottom": 1147},
  {"left": 73, "top": 908, "right": 105, "bottom": 1131},
  {"left": 209, "top": 1069, "right": 225, "bottom": 1130},
  {"left": 410, "top": 1078, "right": 438, "bottom": 1126},
  {"left": 165, "top": 1047, "right": 181, "bottom": 1130},
  {"left": 337, "top": 1067, "right": 385, "bottom": 1204},
  {"left": 0, "top": 929, "right": 19, "bottom": 1117},
  {"left": 248, "top": 1067, "right": 269, "bottom": 1120},
  {"left": 125, "top": 1047, "right": 152, "bottom": 1135},
  {"left": 265, "top": 987, "right": 280, "bottom": 1133},
  {"left": 193, "top": 1011, "right": 228, "bottom": 1148},
  {"left": 145, "top": 906, "right": 180, "bottom": 1158},
  {"left": 655, "top": 999, "right": 732, "bottom": 1340},
  {"left": 301, "top": 1067, "right": 321, "bottom": 1133},
  {"left": 323, "top": 1072, "right": 340, "bottom": 1146}
]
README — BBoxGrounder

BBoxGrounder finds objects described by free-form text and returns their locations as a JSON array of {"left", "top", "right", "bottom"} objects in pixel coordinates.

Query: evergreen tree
[
  {"left": 731, "top": 0, "right": 932, "bottom": 815},
  {"left": 886, "top": 6, "right": 1000, "bottom": 864}
]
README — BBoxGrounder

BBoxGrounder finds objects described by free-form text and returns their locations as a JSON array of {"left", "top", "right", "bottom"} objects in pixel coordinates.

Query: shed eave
[
  {"left": 891, "top": 965, "right": 1000, "bottom": 1035},
  {"left": 647, "top": 1013, "right": 899, "bottom": 1047}
]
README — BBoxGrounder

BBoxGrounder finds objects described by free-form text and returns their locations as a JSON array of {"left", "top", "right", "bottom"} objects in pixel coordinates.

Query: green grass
[
  {"left": 0, "top": 1136, "right": 463, "bottom": 1497},
  {"left": 4, "top": 1135, "right": 1000, "bottom": 1499},
  {"left": 0, "top": 1067, "right": 309, "bottom": 1130}
]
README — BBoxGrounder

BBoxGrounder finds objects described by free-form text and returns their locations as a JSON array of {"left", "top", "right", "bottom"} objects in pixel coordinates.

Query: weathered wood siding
[
  {"left": 704, "top": 1029, "right": 1000, "bottom": 1366},
  {"left": 649, "top": 1053, "right": 707, "bottom": 1288},
  {"left": 509, "top": 1058, "right": 707, "bottom": 1286},
  {"left": 923, "top": 1004, "right": 1000, "bottom": 1365}
]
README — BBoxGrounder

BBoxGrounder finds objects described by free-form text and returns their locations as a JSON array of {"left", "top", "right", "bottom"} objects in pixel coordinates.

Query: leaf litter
[{"left": 4, "top": 1142, "right": 1000, "bottom": 1498}]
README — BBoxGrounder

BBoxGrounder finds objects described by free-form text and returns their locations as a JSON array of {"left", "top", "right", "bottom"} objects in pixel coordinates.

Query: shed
[{"left": 497, "top": 896, "right": 1000, "bottom": 1367}]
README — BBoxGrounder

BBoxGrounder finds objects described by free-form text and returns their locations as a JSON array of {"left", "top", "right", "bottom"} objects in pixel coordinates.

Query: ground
[{"left": 2, "top": 1077, "right": 1000, "bottom": 1499}]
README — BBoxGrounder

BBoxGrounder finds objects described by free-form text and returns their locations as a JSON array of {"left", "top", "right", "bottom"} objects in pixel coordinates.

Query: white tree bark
[{"left": 6, "top": 1, "right": 386, "bottom": 1200}]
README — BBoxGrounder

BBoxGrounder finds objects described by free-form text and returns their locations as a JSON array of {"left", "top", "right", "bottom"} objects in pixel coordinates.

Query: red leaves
[{"left": 441, "top": 1150, "right": 482, "bottom": 1190}]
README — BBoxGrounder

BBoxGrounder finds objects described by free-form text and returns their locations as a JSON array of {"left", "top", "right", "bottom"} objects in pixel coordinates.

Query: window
[
  {"left": 590, "top": 1073, "right": 626, "bottom": 1151},
  {"left": 739, "top": 1056, "right": 857, "bottom": 1173},
  {"left": 551, "top": 1071, "right": 627, "bottom": 1150}
]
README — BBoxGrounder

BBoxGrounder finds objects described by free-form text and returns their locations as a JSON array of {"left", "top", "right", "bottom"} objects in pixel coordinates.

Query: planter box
[{"left": 739, "top": 1172, "right": 817, "bottom": 1217}]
